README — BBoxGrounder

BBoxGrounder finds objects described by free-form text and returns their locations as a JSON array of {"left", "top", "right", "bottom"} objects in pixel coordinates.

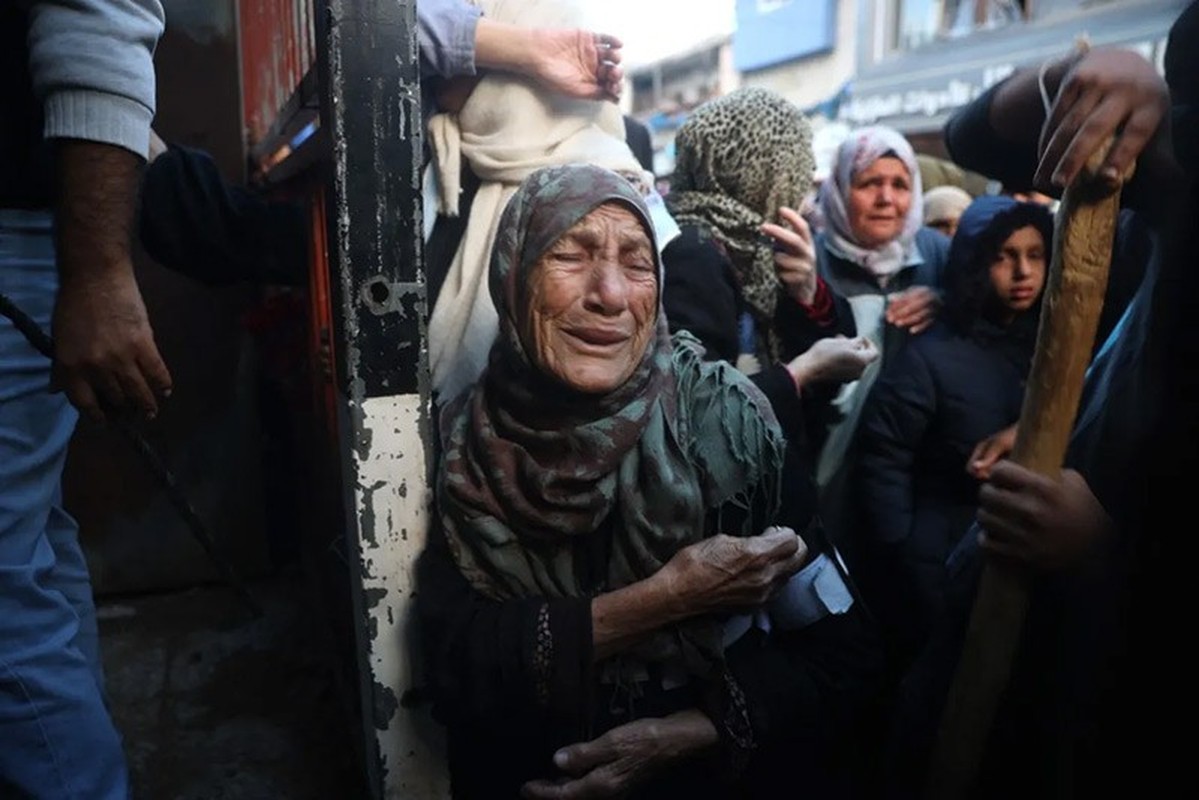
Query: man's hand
[
  {"left": 521, "top": 711, "right": 718, "bottom": 800},
  {"left": 762, "top": 206, "right": 817, "bottom": 305},
  {"left": 786, "top": 335, "right": 878, "bottom": 389},
  {"left": 52, "top": 271, "right": 171, "bottom": 422},
  {"left": 977, "top": 462, "right": 1114, "bottom": 571},
  {"left": 885, "top": 286, "right": 939, "bottom": 334},
  {"left": 967, "top": 423, "right": 1018, "bottom": 480},
  {"left": 657, "top": 527, "right": 807, "bottom": 617},
  {"left": 1035, "top": 48, "right": 1169, "bottom": 190},
  {"left": 529, "top": 29, "right": 623, "bottom": 103},
  {"left": 53, "top": 140, "right": 172, "bottom": 422}
]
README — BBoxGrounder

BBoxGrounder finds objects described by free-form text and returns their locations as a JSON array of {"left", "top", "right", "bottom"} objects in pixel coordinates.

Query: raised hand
[
  {"left": 531, "top": 30, "right": 624, "bottom": 103},
  {"left": 762, "top": 206, "right": 817, "bottom": 305},
  {"left": 658, "top": 526, "right": 808, "bottom": 616},
  {"left": 1035, "top": 48, "right": 1169, "bottom": 190},
  {"left": 885, "top": 285, "right": 940, "bottom": 335}
]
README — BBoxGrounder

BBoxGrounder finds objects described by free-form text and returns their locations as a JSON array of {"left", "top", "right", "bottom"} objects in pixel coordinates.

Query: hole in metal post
[{"left": 363, "top": 277, "right": 392, "bottom": 313}]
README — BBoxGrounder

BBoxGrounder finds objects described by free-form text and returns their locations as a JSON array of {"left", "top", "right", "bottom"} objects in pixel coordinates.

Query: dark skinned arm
[{"left": 51, "top": 140, "right": 171, "bottom": 422}]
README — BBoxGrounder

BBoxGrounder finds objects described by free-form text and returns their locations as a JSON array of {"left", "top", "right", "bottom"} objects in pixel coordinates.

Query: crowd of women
[
  {"left": 118, "top": 0, "right": 1196, "bottom": 796},
  {"left": 405, "top": 1, "right": 1198, "bottom": 797}
]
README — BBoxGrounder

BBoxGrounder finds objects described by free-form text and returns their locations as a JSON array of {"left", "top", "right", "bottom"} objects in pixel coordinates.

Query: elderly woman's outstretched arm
[{"left": 417, "top": 521, "right": 808, "bottom": 725}]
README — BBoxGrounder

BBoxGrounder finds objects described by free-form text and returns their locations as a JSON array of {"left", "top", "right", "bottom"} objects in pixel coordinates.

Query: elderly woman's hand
[
  {"left": 658, "top": 527, "right": 808, "bottom": 616},
  {"left": 762, "top": 206, "right": 818, "bottom": 306},
  {"left": 885, "top": 286, "right": 940, "bottom": 334},
  {"left": 521, "top": 710, "right": 718, "bottom": 800}
]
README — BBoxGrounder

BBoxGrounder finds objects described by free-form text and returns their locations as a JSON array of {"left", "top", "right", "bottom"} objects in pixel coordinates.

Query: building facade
[
  {"left": 628, "top": 0, "right": 862, "bottom": 178},
  {"left": 737, "top": 0, "right": 858, "bottom": 118},
  {"left": 841, "top": 0, "right": 1187, "bottom": 154},
  {"left": 628, "top": 35, "right": 739, "bottom": 176}
]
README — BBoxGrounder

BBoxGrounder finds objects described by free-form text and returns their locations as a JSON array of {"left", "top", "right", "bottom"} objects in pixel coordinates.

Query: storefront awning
[{"left": 838, "top": 1, "right": 1183, "bottom": 134}]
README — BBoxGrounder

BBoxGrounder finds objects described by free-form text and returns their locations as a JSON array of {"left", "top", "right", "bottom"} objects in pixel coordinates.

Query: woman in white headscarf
[
  {"left": 812, "top": 126, "right": 951, "bottom": 543},
  {"left": 424, "top": 0, "right": 666, "bottom": 404}
]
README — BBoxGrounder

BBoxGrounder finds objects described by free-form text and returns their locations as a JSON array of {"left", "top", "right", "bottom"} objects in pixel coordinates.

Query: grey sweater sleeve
[
  {"left": 25, "top": 0, "right": 165, "bottom": 158},
  {"left": 418, "top": 0, "right": 482, "bottom": 78}
]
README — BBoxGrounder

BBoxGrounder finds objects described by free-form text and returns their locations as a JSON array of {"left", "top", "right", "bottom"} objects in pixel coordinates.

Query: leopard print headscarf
[{"left": 667, "top": 87, "right": 815, "bottom": 358}]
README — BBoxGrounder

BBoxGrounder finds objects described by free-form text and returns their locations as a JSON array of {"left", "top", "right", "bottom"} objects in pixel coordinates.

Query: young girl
[{"left": 851, "top": 195, "right": 1052, "bottom": 665}]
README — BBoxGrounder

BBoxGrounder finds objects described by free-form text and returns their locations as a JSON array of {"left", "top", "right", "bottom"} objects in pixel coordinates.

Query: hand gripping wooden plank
[{"left": 925, "top": 143, "right": 1132, "bottom": 800}]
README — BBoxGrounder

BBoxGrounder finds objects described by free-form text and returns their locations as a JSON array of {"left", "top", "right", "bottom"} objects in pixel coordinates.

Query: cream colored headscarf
[{"left": 426, "top": 0, "right": 649, "bottom": 402}]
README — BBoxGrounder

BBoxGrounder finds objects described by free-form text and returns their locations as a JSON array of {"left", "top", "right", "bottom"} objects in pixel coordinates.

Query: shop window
[{"left": 891, "top": 0, "right": 1030, "bottom": 51}]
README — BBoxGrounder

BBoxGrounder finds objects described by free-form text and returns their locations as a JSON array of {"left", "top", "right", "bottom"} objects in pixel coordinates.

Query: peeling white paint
[{"left": 353, "top": 393, "right": 447, "bottom": 799}]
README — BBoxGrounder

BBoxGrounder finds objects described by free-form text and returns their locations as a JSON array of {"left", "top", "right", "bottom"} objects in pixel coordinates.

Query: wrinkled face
[
  {"left": 989, "top": 225, "right": 1047, "bottom": 317},
  {"left": 523, "top": 203, "right": 658, "bottom": 394},
  {"left": 847, "top": 156, "right": 913, "bottom": 249}
]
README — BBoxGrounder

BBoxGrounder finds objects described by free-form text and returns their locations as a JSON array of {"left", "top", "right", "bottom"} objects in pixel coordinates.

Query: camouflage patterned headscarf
[
  {"left": 668, "top": 87, "right": 815, "bottom": 357},
  {"left": 438, "top": 164, "right": 786, "bottom": 677}
]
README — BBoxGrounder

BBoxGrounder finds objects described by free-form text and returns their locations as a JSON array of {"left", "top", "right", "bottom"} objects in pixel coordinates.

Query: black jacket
[
  {"left": 139, "top": 144, "right": 307, "bottom": 286},
  {"left": 853, "top": 319, "right": 1031, "bottom": 661}
]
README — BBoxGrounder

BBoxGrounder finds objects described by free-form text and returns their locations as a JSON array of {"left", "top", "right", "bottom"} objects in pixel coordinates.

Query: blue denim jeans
[{"left": 0, "top": 209, "right": 129, "bottom": 799}]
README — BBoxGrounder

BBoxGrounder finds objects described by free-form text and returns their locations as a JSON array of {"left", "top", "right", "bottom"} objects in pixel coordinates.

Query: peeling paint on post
[
  {"left": 354, "top": 396, "right": 446, "bottom": 799},
  {"left": 314, "top": 1, "right": 443, "bottom": 797}
]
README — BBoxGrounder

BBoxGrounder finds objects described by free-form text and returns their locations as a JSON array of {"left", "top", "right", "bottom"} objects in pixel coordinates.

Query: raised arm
[
  {"left": 945, "top": 46, "right": 1175, "bottom": 199},
  {"left": 418, "top": 0, "right": 623, "bottom": 101}
]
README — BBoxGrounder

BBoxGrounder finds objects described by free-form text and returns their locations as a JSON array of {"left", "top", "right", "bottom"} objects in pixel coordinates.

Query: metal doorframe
[
  {"left": 237, "top": 0, "right": 442, "bottom": 796},
  {"left": 313, "top": 2, "right": 443, "bottom": 797}
]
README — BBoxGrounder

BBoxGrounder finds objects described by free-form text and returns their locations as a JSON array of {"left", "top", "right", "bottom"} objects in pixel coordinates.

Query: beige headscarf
[
  {"left": 922, "top": 185, "right": 973, "bottom": 228},
  {"left": 426, "top": 0, "right": 649, "bottom": 402}
]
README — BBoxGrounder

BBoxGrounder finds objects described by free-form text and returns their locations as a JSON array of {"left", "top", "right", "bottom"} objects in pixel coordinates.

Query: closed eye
[{"left": 550, "top": 250, "right": 587, "bottom": 263}]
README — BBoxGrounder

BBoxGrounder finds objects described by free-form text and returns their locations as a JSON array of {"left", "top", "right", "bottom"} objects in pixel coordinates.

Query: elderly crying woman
[{"left": 417, "top": 165, "right": 881, "bottom": 799}]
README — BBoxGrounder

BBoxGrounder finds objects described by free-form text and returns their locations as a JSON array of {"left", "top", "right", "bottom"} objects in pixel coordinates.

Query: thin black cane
[{"left": 0, "top": 290, "right": 262, "bottom": 617}]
